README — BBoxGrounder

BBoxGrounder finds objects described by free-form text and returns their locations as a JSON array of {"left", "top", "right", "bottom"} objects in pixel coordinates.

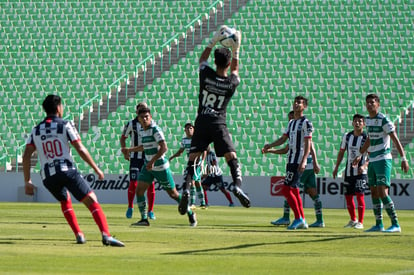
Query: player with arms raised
[{"left": 178, "top": 26, "right": 250, "bottom": 214}]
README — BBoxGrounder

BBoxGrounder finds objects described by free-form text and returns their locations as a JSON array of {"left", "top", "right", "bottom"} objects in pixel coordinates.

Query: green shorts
[
  {"left": 300, "top": 169, "right": 316, "bottom": 190},
  {"left": 193, "top": 165, "right": 202, "bottom": 182},
  {"left": 367, "top": 159, "right": 392, "bottom": 187},
  {"left": 138, "top": 166, "right": 176, "bottom": 191}
]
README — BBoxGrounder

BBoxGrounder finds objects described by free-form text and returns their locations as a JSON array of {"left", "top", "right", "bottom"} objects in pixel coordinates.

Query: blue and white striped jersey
[
  {"left": 340, "top": 131, "right": 368, "bottom": 177},
  {"left": 283, "top": 116, "right": 313, "bottom": 164},
  {"left": 26, "top": 116, "right": 79, "bottom": 178},
  {"left": 121, "top": 118, "right": 144, "bottom": 160}
]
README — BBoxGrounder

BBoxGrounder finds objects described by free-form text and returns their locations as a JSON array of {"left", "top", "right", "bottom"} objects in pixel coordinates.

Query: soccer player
[
  {"left": 120, "top": 102, "right": 156, "bottom": 220},
  {"left": 262, "top": 96, "right": 313, "bottom": 230},
  {"left": 201, "top": 147, "right": 235, "bottom": 207},
  {"left": 264, "top": 111, "right": 324, "bottom": 228},
  {"left": 333, "top": 114, "right": 368, "bottom": 229},
  {"left": 126, "top": 107, "right": 197, "bottom": 227},
  {"left": 352, "top": 94, "right": 409, "bottom": 233},
  {"left": 22, "top": 94, "right": 124, "bottom": 246},
  {"left": 178, "top": 26, "right": 250, "bottom": 214},
  {"left": 169, "top": 122, "right": 206, "bottom": 209},
  {"left": 265, "top": 142, "right": 324, "bottom": 228}
]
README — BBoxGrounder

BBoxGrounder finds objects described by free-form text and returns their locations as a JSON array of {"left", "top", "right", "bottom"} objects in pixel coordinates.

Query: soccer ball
[{"left": 218, "top": 26, "right": 237, "bottom": 48}]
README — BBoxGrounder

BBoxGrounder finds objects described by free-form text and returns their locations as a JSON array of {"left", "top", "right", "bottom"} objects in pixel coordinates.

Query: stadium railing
[{"left": 6, "top": 0, "right": 230, "bottom": 173}]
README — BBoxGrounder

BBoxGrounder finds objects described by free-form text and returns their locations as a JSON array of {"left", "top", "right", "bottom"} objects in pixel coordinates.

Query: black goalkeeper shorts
[{"left": 190, "top": 121, "right": 235, "bottom": 157}]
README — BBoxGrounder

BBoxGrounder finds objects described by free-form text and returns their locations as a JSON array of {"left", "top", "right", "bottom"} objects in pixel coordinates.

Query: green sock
[
  {"left": 283, "top": 200, "right": 290, "bottom": 219},
  {"left": 381, "top": 196, "right": 399, "bottom": 226},
  {"left": 190, "top": 186, "right": 196, "bottom": 205},
  {"left": 137, "top": 195, "right": 147, "bottom": 220},
  {"left": 312, "top": 195, "right": 323, "bottom": 223},
  {"left": 196, "top": 186, "right": 205, "bottom": 205},
  {"left": 372, "top": 197, "right": 383, "bottom": 227}
]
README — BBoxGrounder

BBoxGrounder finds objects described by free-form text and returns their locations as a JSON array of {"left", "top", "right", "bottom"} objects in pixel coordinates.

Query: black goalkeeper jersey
[{"left": 197, "top": 61, "right": 240, "bottom": 124}]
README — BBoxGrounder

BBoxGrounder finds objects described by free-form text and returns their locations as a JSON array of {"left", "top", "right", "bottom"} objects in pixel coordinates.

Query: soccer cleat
[
  {"left": 102, "top": 234, "right": 125, "bottom": 247},
  {"left": 76, "top": 233, "right": 86, "bottom": 244},
  {"left": 384, "top": 224, "right": 401, "bottom": 233},
  {"left": 178, "top": 190, "right": 190, "bottom": 215},
  {"left": 148, "top": 211, "right": 156, "bottom": 220},
  {"left": 131, "top": 219, "right": 150, "bottom": 226},
  {"left": 270, "top": 217, "right": 290, "bottom": 226},
  {"left": 364, "top": 225, "right": 385, "bottom": 232},
  {"left": 344, "top": 220, "right": 358, "bottom": 228},
  {"left": 188, "top": 212, "right": 197, "bottom": 227},
  {"left": 354, "top": 222, "right": 364, "bottom": 229},
  {"left": 126, "top": 207, "right": 133, "bottom": 219},
  {"left": 287, "top": 218, "right": 305, "bottom": 230},
  {"left": 199, "top": 203, "right": 208, "bottom": 209},
  {"left": 189, "top": 204, "right": 197, "bottom": 210},
  {"left": 309, "top": 221, "right": 325, "bottom": 228},
  {"left": 229, "top": 203, "right": 234, "bottom": 207},
  {"left": 299, "top": 219, "right": 308, "bottom": 229},
  {"left": 232, "top": 186, "right": 251, "bottom": 208}
]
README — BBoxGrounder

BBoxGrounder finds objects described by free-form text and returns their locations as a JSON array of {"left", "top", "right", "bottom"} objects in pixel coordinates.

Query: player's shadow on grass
[{"left": 162, "top": 234, "right": 382, "bottom": 255}]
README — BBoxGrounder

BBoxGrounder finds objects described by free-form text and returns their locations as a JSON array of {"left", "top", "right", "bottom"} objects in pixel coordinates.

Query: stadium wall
[{"left": 1, "top": 173, "right": 413, "bottom": 210}]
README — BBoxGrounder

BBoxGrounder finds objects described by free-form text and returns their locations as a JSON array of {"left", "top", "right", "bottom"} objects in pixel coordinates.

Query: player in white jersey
[
  {"left": 22, "top": 94, "right": 124, "bottom": 246},
  {"left": 120, "top": 102, "right": 156, "bottom": 220},
  {"left": 333, "top": 114, "right": 368, "bottom": 229},
  {"left": 125, "top": 107, "right": 197, "bottom": 227},
  {"left": 201, "top": 147, "right": 234, "bottom": 207},
  {"left": 169, "top": 122, "right": 206, "bottom": 208},
  {"left": 264, "top": 111, "right": 324, "bottom": 228},
  {"left": 263, "top": 96, "right": 312, "bottom": 230},
  {"left": 353, "top": 94, "right": 409, "bottom": 233}
]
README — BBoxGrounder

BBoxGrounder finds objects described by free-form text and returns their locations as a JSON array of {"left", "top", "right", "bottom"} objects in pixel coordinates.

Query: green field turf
[{"left": 0, "top": 203, "right": 413, "bottom": 274}]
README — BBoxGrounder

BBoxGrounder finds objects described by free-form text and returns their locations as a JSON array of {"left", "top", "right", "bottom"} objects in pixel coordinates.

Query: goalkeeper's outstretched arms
[
  {"left": 230, "top": 30, "right": 241, "bottom": 75},
  {"left": 200, "top": 25, "right": 228, "bottom": 64}
]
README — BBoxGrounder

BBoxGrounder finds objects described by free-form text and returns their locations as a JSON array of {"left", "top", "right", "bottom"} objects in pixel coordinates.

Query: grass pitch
[{"left": 0, "top": 202, "right": 413, "bottom": 274}]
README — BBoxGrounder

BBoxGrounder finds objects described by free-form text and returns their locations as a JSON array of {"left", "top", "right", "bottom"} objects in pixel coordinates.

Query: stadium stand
[{"left": 1, "top": 0, "right": 413, "bottom": 180}]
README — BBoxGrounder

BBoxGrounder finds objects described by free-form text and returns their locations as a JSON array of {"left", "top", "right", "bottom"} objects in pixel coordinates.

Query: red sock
[
  {"left": 283, "top": 185, "right": 300, "bottom": 219},
  {"left": 221, "top": 188, "right": 233, "bottom": 204},
  {"left": 345, "top": 195, "right": 356, "bottom": 221},
  {"left": 292, "top": 188, "right": 305, "bottom": 219},
  {"left": 147, "top": 182, "right": 155, "bottom": 212},
  {"left": 356, "top": 193, "right": 365, "bottom": 223},
  {"left": 60, "top": 196, "right": 81, "bottom": 236},
  {"left": 203, "top": 186, "right": 209, "bottom": 205},
  {"left": 88, "top": 201, "right": 110, "bottom": 236},
  {"left": 128, "top": 180, "right": 138, "bottom": 208}
]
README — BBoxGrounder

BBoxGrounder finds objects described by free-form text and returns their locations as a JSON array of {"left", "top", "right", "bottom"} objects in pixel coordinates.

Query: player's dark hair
[
  {"left": 353, "top": 114, "right": 365, "bottom": 121},
  {"left": 214, "top": 47, "right": 231, "bottom": 69},
  {"left": 42, "top": 94, "right": 61, "bottom": 115},
  {"left": 136, "top": 102, "right": 147, "bottom": 111},
  {"left": 184, "top": 122, "right": 193, "bottom": 129},
  {"left": 294, "top": 95, "right": 308, "bottom": 106},
  {"left": 138, "top": 107, "right": 151, "bottom": 115},
  {"left": 366, "top": 93, "right": 380, "bottom": 103}
]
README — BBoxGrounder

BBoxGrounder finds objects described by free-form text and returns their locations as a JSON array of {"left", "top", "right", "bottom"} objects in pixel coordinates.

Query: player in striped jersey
[
  {"left": 126, "top": 107, "right": 197, "bottom": 227},
  {"left": 333, "top": 114, "right": 368, "bottom": 229},
  {"left": 201, "top": 147, "right": 234, "bottom": 207},
  {"left": 120, "top": 102, "right": 156, "bottom": 220},
  {"left": 353, "top": 94, "right": 409, "bottom": 233},
  {"left": 22, "top": 94, "right": 124, "bottom": 246},
  {"left": 169, "top": 123, "right": 206, "bottom": 209},
  {"left": 264, "top": 111, "right": 324, "bottom": 228},
  {"left": 263, "top": 96, "right": 312, "bottom": 230}
]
